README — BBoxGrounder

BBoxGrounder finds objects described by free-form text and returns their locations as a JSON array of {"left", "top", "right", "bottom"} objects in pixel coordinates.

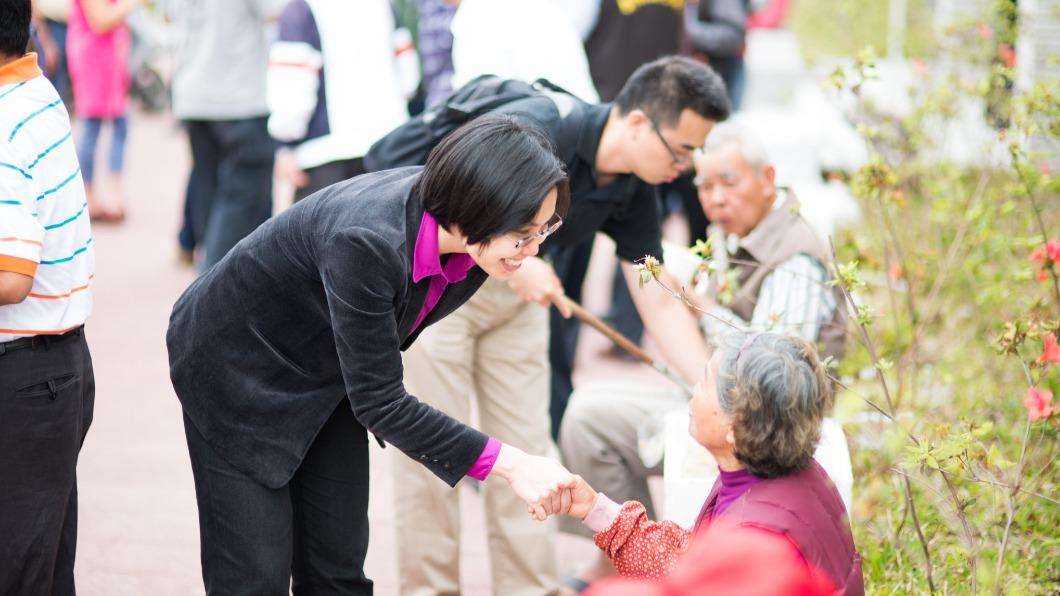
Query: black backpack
[{"left": 364, "top": 75, "right": 578, "bottom": 172}]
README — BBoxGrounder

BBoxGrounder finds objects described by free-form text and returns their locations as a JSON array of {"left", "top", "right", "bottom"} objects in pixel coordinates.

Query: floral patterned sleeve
[{"left": 592, "top": 500, "right": 693, "bottom": 580}]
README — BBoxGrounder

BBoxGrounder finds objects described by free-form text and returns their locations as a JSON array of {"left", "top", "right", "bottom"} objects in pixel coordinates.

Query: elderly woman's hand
[
  {"left": 565, "top": 475, "right": 599, "bottom": 520},
  {"left": 492, "top": 444, "right": 578, "bottom": 520}
]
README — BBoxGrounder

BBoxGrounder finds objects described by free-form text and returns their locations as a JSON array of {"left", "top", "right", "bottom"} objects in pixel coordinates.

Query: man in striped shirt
[
  {"left": 0, "top": 2, "right": 96, "bottom": 593},
  {"left": 556, "top": 121, "right": 847, "bottom": 592}
]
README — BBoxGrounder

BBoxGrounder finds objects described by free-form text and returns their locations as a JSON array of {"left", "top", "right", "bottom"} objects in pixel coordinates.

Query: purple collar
[
  {"left": 712, "top": 468, "right": 762, "bottom": 519},
  {"left": 412, "top": 211, "right": 476, "bottom": 283}
]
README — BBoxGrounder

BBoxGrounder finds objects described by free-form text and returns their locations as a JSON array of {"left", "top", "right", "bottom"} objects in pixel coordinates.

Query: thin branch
[
  {"left": 940, "top": 469, "right": 978, "bottom": 594},
  {"left": 996, "top": 358, "right": 1039, "bottom": 589},
  {"left": 960, "top": 473, "right": 1057, "bottom": 506}
]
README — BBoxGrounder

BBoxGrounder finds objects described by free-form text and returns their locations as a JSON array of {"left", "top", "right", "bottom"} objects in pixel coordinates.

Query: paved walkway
[{"left": 72, "top": 109, "right": 667, "bottom": 595}]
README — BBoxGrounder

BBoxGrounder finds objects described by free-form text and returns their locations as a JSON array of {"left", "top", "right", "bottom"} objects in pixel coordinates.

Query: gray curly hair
[{"left": 714, "top": 332, "right": 832, "bottom": 478}]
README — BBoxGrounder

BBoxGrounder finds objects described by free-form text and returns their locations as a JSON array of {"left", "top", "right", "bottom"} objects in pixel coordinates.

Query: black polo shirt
[{"left": 498, "top": 100, "right": 665, "bottom": 265}]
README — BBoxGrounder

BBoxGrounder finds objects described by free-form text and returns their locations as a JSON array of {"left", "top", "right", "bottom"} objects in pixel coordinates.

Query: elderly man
[{"left": 558, "top": 121, "right": 847, "bottom": 593}]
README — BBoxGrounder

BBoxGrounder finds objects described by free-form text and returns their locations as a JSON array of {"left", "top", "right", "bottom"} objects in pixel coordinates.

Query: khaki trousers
[{"left": 393, "top": 278, "right": 558, "bottom": 596}]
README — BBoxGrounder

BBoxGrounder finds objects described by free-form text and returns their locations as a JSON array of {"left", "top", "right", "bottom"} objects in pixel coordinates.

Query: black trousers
[
  {"left": 548, "top": 238, "right": 596, "bottom": 440},
  {"left": 293, "top": 158, "right": 366, "bottom": 203},
  {"left": 0, "top": 329, "right": 94, "bottom": 596},
  {"left": 178, "top": 117, "right": 275, "bottom": 271},
  {"left": 183, "top": 400, "right": 373, "bottom": 595}
]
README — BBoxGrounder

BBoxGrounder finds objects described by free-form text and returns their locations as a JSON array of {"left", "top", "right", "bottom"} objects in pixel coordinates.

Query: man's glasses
[
  {"left": 648, "top": 118, "right": 693, "bottom": 167},
  {"left": 513, "top": 213, "right": 563, "bottom": 250}
]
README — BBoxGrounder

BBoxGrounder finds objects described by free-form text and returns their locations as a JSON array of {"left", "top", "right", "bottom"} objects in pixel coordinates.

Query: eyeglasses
[
  {"left": 648, "top": 117, "right": 693, "bottom": 167},
  {"left": 513, "top": 212, "right": 563, "bottom": 250}
]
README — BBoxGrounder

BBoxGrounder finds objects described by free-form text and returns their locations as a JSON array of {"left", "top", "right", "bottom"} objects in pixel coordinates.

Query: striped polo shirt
[{"left": 0, "top": 54, "right": 94, "bottom": 342}]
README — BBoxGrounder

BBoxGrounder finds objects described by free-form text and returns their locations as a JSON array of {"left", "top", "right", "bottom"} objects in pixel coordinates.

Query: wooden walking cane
[{"left": 559, "top": 296, "right": 693, "bottom": 396}]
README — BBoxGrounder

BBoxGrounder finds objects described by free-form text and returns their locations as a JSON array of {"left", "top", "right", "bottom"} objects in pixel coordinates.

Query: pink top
[
  {"left": 66, "top": 0, "right": 130, "bottom": 118},
  {"left": 410, "top": 211, "right": 500, "bottom": 479},
  {"left": 410, "top": 211, "right": 477, "bottom": 334}
]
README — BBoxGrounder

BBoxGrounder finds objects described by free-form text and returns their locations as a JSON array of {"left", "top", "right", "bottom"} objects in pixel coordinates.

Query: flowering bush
[{"left": 807, "top": 4, "right": 1057, "bottom": 592}]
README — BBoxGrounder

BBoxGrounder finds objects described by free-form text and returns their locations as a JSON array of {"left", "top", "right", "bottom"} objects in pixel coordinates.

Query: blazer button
[
  {"left": 419, "top": 454, "right": 428, "bottom": 461},
  {"left": 443, "top": 463, "right": 452, "bottom": 471}
]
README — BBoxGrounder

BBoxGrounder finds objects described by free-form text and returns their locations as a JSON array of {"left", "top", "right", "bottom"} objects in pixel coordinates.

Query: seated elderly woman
[{"left": 563, "top": 332, "right": 863, "bottom": 594}]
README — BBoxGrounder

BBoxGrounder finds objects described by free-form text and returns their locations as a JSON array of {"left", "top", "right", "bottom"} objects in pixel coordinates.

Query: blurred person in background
[
  {"left": 67, "top": 0, "right": 142, "bottom": 223},
  {"left": 450, "top": 0, "right": 599, "bottom": 103},
  {"left": 33, "top": 0, "right": 71, "bottom": 106},
  {"left": 169, "top": 0, "right": 287, "bottom": 270},
  {"left": 268, "top": 0, "right": 419, "bottom": 203},
  {"left": 566, "top": 0, "right": 683, "bottom": 102},
  {"left": 417, "top": 0, "right": 458, "bottom": 108},
  {"left": 0, "top": 1, "right": 97, "bottom": 592},
  {"left": 684, "top": 0, "right": 750, "bottom": 112}
]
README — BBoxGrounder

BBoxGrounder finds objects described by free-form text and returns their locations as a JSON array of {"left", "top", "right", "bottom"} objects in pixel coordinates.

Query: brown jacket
[{"left": 707, "top": 190, "right": 847, "bottom": 362}]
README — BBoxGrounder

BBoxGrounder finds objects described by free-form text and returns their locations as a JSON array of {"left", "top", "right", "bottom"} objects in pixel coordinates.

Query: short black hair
[
  {"left": 0, "top": 0, "right": 32, "bottom": 58},
  {"left": 614, "top": 55, "right": 731, "bottom": 127},
  {"left": 417, "top": 113, "right": 570, "bottom": 246}
]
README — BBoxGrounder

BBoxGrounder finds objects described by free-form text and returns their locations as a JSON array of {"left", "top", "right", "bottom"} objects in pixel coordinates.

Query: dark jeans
[
  {"left": 294, "top": 158, "right": 366, "bottom": 203},
  {"left": 177, "top": 117, "right": 274, "bottom": 270},
  {"left": 183, "top": 401, "right": 373, "bottom": 595},
  {"left": 0, "top": 330, "right": 94, "bottom": 596}
]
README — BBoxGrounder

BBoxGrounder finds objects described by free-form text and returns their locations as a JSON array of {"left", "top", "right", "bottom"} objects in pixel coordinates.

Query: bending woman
[
  {"left": 167, "top": 114, "right": 574, "bottom": 594},
  {"left": 565, "top": 332, "right": 863, "bottom": 594}
]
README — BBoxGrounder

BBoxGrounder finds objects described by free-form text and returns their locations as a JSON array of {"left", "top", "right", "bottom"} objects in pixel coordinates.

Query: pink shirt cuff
[
  {"left": 583, "top": 493, "right": 622, "bottom": 533},
  {"left": 466, "top": 437, "right": 502, "bottom": 480}
]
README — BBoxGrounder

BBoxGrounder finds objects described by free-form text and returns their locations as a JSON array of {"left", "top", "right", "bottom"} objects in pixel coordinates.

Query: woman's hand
[
  {"left": 492, "top": 444, "right": 577, "bottom": 520},
  {"left": 506, "top": 257, "right": 572, "bottom": 318}
]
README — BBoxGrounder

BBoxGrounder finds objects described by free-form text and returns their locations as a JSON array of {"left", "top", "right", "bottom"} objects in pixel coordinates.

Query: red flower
[
  {"left": 976, "top": 22, "right": 993, "bottom": 40},
  {"left": 1039, "top": 270, "right": 1050, "bottom": 283},
  {"left": 998, "top": 44, "right": 1017, "bottom": 68},
  {"left": 1046, "top": 239, "right": 1060, "bottom": 262},
  {"left": 1029, "top": 246, "right": 1047, "bottom": 264},
  {"left": 1040, "top": 161, "right": 1052, "bottom": 176},
  {"left": 1023, "top": 387, "right": 1053, "bottom": 422},
  {"left": 888, "top": 263, "right": 904, "bottom": 281},
  {"left": 912, "top": 58, "right": 929, "bottom": 77},
  {"left": 1039, "top": 334, "right": 1060, "bottom": 365}
]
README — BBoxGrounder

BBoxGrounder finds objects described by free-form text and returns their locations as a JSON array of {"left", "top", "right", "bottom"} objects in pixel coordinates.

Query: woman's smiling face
[{"left": 465, "top": 186, "right": 559, "bottom": 279}]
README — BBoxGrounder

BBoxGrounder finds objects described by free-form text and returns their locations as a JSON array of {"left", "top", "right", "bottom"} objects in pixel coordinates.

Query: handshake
[{"left": 493, "top": 444, "right": 599, "bottom": 521}]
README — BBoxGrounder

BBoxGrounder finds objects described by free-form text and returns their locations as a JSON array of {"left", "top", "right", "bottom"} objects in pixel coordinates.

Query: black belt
[{"left": 0, "top": 326, "right": 83, "bottom": 357}]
